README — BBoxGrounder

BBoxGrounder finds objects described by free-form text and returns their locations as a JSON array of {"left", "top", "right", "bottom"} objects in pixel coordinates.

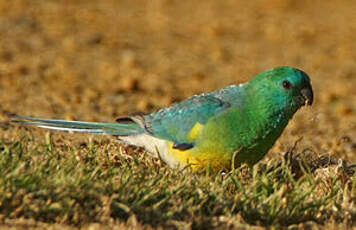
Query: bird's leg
[{"left": 231, "top": 147, "right": 243, "bottom": 171}]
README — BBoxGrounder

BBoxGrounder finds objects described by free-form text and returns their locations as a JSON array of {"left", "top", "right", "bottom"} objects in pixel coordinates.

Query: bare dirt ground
[{"left": 0, "top": 0, "right": 356, "bottom": 229}]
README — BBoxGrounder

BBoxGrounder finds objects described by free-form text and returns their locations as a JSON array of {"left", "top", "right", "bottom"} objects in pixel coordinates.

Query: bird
[{"left": 10, "top": 66, "right": 313, "bottom": 171}]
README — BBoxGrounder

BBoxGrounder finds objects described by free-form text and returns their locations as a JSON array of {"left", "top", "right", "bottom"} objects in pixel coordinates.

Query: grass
[{"left": 0, "top": 130, "right": 355, "bottom": 229}]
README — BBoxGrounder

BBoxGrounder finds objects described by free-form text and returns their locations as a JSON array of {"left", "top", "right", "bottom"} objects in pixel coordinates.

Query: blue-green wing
[{"left": 143, "top": 94, "right": 230, "bottom": 145}]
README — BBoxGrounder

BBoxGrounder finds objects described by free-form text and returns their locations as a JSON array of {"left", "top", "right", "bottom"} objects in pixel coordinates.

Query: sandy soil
[{"left": 0, "top": 0, "right": 355, "bottom": 163}]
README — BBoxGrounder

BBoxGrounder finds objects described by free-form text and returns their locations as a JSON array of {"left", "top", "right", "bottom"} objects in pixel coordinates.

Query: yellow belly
[{"left": 165, "top": 142, "right": 231, "bottom": 171}]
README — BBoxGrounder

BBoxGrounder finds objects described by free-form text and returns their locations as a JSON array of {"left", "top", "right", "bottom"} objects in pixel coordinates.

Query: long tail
[{"left": 9, "top": 114, "right": 143, "bottom": 136}]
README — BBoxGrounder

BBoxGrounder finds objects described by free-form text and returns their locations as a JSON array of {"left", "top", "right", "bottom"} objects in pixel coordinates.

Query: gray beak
[{"left": 300, "top": 84, "right": 313, "bottom": 106}]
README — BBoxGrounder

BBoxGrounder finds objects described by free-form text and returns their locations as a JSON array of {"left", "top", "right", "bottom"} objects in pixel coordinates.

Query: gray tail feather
[{"left": 9, "top": 114, "right": 143, "bottom": 136}]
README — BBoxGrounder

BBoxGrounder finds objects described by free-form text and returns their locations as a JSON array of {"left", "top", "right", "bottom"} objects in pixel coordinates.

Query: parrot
[{"left": 10, "top": 66, "right": 313, "bottom": 171}]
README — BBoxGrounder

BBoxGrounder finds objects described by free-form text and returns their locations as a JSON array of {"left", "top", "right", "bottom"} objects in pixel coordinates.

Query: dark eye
[{"left": 282, "top": 80, "right": 292, "bottom": 89}]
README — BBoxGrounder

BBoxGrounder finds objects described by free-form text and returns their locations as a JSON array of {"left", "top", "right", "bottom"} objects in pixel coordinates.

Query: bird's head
[{"left": 248, "top": 66, "right": 313, "bottom": 116}]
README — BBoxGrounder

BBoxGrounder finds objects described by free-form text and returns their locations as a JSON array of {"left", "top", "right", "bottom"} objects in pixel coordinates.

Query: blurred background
[{"left": 0, "top": 0, "right": 355, "bottom": 161}]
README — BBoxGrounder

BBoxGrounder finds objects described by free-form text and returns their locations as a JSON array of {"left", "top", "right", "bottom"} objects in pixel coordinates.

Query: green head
[{"left": 247, "top": 66, "right": 313, "bottom": 116}]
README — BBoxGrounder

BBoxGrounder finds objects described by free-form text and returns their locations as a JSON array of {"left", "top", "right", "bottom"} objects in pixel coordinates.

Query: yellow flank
[
  {"left": 161, "top": 122, "right": 231, "bottom": 171},
  {"left": 165, "top": 122, "right": 230, "bottom": 171},
  {"left": 187, "top": 122, "right": 204, "bottom": 141},
  {"left": 167, "top": 142, "right": 230, "bottom": 170}
]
